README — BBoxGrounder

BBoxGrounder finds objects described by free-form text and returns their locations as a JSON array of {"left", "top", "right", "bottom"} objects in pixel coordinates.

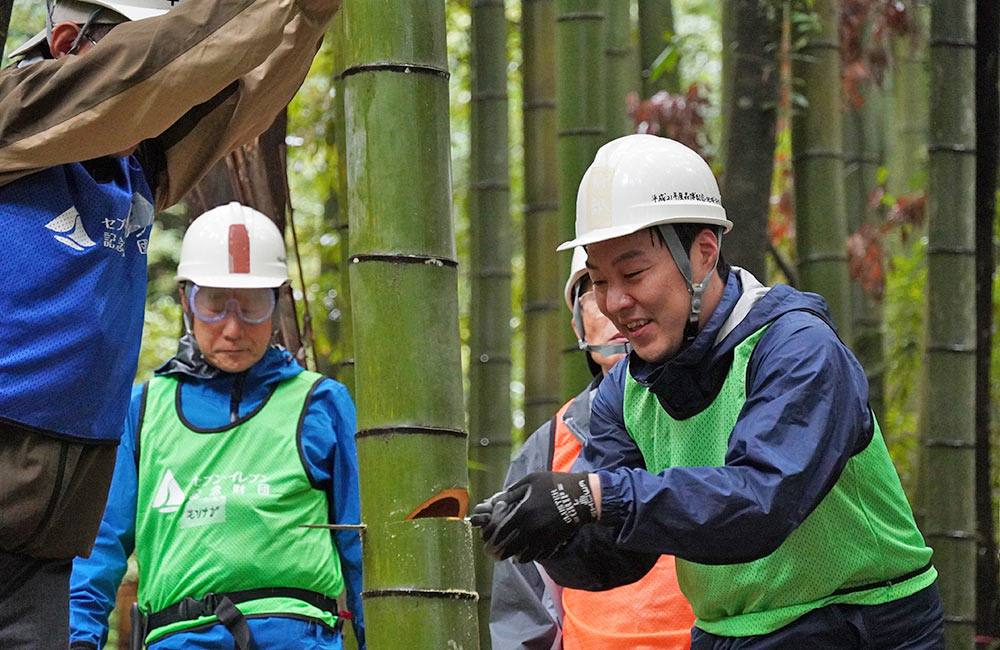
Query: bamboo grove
[{"left": 2, "top": 0, "right": 999, "bottom": 648}]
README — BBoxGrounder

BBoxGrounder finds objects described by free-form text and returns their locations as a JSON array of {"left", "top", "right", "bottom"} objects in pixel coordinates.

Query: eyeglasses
[{"left": 187, "top": 284, "right": 276, "bottom": 325}]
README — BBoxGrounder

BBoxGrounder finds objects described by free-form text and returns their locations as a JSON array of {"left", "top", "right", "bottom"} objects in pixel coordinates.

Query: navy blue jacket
[{"left": 585, "top": 268, "right": 872, "bottom": 565}]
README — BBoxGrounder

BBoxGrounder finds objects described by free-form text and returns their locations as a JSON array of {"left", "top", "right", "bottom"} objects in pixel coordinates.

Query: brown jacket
[{"left": 0, "top": 0, "right": 340, "bottom": 211}]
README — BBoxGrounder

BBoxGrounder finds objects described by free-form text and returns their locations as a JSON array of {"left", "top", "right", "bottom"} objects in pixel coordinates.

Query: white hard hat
[
  {"left": 563, "top": 246, "right": 628, "bottom": 359},
  {"left": 176, "top": 202, "right": 288, "bottom": 289},
  {"left": 10, "top": 0, "right": 182, "bottom": 59},
  {"left": 557, "top": 134, "right": 731, "bottom": 251},
  {"left": 564, "top": 246, "right": 589, "bottom": 312}
]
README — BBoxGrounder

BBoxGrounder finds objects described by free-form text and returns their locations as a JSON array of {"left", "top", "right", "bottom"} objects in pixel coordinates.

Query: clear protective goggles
[{"left": 186, "top": 284, "right": 277, "bottom": 325}]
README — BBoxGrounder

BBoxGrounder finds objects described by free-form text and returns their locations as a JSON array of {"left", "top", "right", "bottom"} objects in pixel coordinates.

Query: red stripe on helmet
[{"left": 229, "top": 224, "right": 250, "bottom": 273}]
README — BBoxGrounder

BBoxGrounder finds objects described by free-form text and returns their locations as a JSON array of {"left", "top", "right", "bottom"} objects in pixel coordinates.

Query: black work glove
[{"left": 469, "top": 471, "right": 598, "bottom": 563}]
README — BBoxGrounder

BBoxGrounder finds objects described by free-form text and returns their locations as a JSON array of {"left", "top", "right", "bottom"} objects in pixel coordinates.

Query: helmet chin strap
[
  {"left": 571, "top": 283, "right": 630, "bottom": 357},
  {"left": 657, "top": 224, "right": 721, "bottom": 344}
]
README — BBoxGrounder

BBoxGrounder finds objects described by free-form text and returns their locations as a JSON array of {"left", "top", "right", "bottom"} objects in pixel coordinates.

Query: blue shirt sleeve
[
  {"left": 69, "top": 384, "right": 142, "bottom": 648},
  {"left": 593, "top": 312, "right": 872, "bottom": 564},
  {"left": 298, "top": 378, "right": 365, "bottom": 649}
]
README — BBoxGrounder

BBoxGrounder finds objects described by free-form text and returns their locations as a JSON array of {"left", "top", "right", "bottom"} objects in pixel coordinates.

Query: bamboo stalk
[
  {"left": 468, "top": 0, "right": 512, "bottom": 646},
  {"left": 557, "top": 0, "right": 606, "bottom": 401},
  {"left": 791, "top": 0, "right": 852, "bottom": 342},
  {"left": 922, "top": 2, "right": 977, "bottom": 646},
  {"left": 522, "top": 0, "right": 563, "bottom": 432},
  {"left": 341, "top": 1, "right": 479, "bottom": 646}
]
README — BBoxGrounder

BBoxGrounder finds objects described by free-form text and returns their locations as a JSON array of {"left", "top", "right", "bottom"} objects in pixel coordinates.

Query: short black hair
[{"left": 652, "top": 224, "right": 730, "bottom": 282}]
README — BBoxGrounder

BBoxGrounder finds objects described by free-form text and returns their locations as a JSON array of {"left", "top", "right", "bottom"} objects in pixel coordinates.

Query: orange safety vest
[{"left": 550, "top": 400, "right": 696, "bottom": 650}]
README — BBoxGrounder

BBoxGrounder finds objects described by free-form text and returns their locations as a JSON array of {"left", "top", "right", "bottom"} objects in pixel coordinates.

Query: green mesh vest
[
  {"left": 623, "top": 325, "right": 935, "bottom": 637},
  {"left": 136, "top": 372, "right": 345, "bottom": 644}
]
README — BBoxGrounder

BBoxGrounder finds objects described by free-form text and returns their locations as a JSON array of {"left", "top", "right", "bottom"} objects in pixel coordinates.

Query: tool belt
[{"left": 132, "top": 588, "right": 339, "bottom": 650}]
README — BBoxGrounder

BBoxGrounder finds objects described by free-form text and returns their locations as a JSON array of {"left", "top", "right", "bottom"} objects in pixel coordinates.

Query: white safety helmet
[
  {"left": 564, "top": 247, "right": 628, "bottom": 358},
  {"left": 557, "top": 134, "right": 730, "bottom": 252},
  {"left": 10, "top": 0, "right": 183, "bottom": 59},
  {"left": 176, "top": 202, "right": 288, "bottom": 289},
  {"left": 563, "top": 246, "right": 589, "bottom": 312}
]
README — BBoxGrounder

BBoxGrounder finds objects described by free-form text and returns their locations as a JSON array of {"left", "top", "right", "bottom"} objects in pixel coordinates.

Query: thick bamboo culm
[
  {"left": 791, "top": 0, "right": 852, "bottom": 342},
  {"left": 341, "top": 1, "right": 479, "bottom": 647},
  {"left": 556, "top": 0, "right": 606, "bottom": 401},
  {"left": 468, "top": 0, "right": 512, "bottom": 646},
  {"left": 922, "top": 1, "right": 977, "bottom": 647},
  {"left": 522, "top": 0, "right": 564, "bottom": 432}
]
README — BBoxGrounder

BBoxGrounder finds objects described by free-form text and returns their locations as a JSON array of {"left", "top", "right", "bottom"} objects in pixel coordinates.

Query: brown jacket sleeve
[{"left": 0, "top": 0, "right": 340, "bottom": 211}]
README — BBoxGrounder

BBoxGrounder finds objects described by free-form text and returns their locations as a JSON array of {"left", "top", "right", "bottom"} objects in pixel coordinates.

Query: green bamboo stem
[
  {"left": 719, "top": 0, "right": 779, "bottom": 281},
  {"left": 605, "top": 0, "right": 633, "bottom": 138},
  {"left": 888, "top": 1, "right": 929, "bottom": 194},
  {"left": 922, "top": 2, "right": 977, "bottom": 646},
  {"left": 791, "top": 0, "right": 851, "bottom": 343},
  {"left": 468, "top": 0, "right": 512, "bottom": 646},
  {"left": 342, "top": 1, "right": 478, "bottom": 646},
  {"left": 331, "top": 10, "right": 354, "bottom": 396},
  {"left": 638, "top": 0, "right": 679, "bottom": 96},
  {"left": 557, "top": 0, "right": 606, "bottom": 401},
  {"left": 843, "top": 21, "right": 885, "bottom": 422},
  {"left": 522, "top": 0, "right": 563, "bottom": 432}
]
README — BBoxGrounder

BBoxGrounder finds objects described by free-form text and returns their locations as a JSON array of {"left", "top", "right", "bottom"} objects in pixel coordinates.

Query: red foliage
[
  {"left": 846, "top": 192, "right": 926, "bottom": 301},
  {"left": 839, "top": 0, "right": 915, "bottom": 106},
  {"left": 627, "top": 84, "right": 711, "bottom": 157},
  {"left": 847, "top": 223, "right": 886, "bottom": 300}
]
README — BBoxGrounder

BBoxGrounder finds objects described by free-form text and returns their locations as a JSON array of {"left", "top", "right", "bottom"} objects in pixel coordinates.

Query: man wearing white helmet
[
  {"left": 0, "top": 1, "right": 341, "bottom": 647},
  {"left": 69, "top": 203, "right": 364, "bottom": 650},
  {"left": 488, "top": 247, "right": 697, "bottom": 650},
  {"left": 474, "top": 135, "right": 944, "bottom": 648}
]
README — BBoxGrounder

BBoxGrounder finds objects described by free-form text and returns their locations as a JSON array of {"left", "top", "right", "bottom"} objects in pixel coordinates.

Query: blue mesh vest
[{"left": 0, "top": 159, "right": 153, "bottom": 441}]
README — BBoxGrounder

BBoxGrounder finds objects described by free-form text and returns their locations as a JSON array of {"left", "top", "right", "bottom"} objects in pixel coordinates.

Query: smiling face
[{"left": 586, "top": 227, "right": 722, "bottom": 364}]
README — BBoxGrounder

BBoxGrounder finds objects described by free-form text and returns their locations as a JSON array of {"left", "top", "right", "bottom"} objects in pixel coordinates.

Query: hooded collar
[
  {"left": 155, "top": 332, "right": 301, "bottom": 385},
  {"left": 562, "top": 373, "right": 604, "bottom": 445},
  {"left": 627, "top": 267, "right": 835, "bottom": 418}
]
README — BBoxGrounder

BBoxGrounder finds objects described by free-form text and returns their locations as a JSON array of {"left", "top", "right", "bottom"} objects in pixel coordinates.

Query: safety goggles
[{"left": 187, "top": 284, "right": 276, "bottom": 325}]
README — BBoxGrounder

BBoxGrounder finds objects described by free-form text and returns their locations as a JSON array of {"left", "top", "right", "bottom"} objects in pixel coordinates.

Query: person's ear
[
  {"left": 692, "top": 229, "right": 720, "bottom": 276},
  {"left": 49, "top": 22, "right": 82, "bottom": 58},
  {"left": 178, "top": 286, "right": 189, "bottom": 312},
  {"left": 571, "top": 316, "right": 582, "bottom": 341}
]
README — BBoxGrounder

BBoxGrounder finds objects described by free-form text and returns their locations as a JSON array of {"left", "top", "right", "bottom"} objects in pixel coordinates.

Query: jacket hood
[
  {"left": 563, "top": 373, "right": 604, "bottom": 445},
  {"left": 629, "top": 267, "right": 836, "bottom": 417},
  {"left": 155, "top": 332, "right": 303, "bottom": 385}
]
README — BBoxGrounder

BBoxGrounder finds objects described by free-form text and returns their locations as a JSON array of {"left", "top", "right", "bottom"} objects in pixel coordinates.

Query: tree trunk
[
  {"left": 638, "top": 0, "right": 679, "bottom": 96},
  {"left": 974, "top": 0, "right": 999, "bottom": 643},
  {"left": 719, "top": 0, "right": 779, "bottom": 280},
  {"left": 605, "top": 0, "right": 633, "bottom": 138},
  {"left": 341, "top": 1, "right": 479, "bottom": 647},
  {"left": 522, "top": 0, "right": 563, "bottom": 432},
  {"left": 923, "top": 1, "right": 977, "bottom": 647},
  {"left": 468, "top": 1, "right": 512, "bottom": 646},
  {"left": 843, "top": 17, "right": 885, "bottom": 422},
  {"left": 0, "top": 0, "right": 13, "bottom": 56},
  {"left": 791, "top": 0, "right": 852, "bottom": 342},
  {"left": 557, "top": 0, "right": 606, "bottom": 402}
]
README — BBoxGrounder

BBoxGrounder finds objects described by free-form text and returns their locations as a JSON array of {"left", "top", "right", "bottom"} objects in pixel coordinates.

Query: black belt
[{"left": 145, "top": 588, "right": 339, "bottom": 650}]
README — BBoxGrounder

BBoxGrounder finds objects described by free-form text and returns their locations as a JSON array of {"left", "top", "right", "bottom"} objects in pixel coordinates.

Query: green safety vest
[
  {"left": 623, "top": 325, "right": 936, "bottom": 637},
  {"left": 135, "top": 372, "right": 345, "bottom": 644}
]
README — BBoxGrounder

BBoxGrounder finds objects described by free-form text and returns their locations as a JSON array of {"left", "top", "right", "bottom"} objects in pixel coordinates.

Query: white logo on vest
[
  {"left": 45, "top": 207, "right": 97, "bottom": 251},
  {"left": 152, "top": 469, "right": 186, "bottom": 513}
]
